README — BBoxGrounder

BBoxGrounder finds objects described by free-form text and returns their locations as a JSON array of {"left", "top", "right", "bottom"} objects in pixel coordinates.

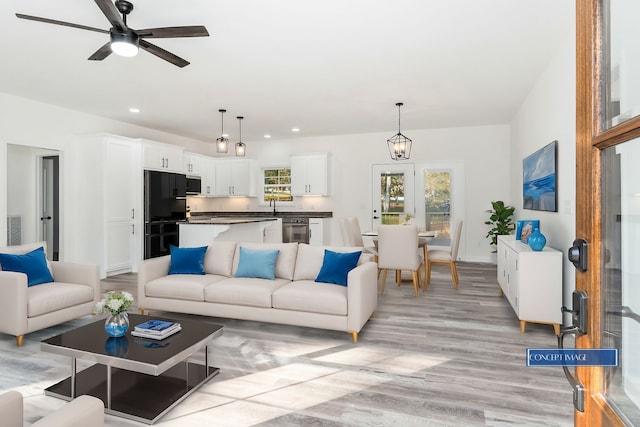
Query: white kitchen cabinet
[
  {"left": 75, "top": 134, "right": 142, "bottom": 278},
  {"left": 291, "top": 153, "right": 329, "bottom": 196},
  {"left": 214, "top": 158, "right": 257, "bottom": 196},
  {"left": 183, "top": 152, "right": 206, "bottom": 176},
  {"left": 309, "top": 217, "right": 330, "bottom": 246},
  {"left": 142, "top": 140, "right": 183, "bottom": 173},
  {"left": 497, "top": 235, "right": 562, "bottom": 334}
]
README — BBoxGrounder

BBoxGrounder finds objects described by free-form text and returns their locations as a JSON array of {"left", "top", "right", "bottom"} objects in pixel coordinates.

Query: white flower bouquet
[{"left": 96, "top": 291, "right": 134, "bottom": 316}]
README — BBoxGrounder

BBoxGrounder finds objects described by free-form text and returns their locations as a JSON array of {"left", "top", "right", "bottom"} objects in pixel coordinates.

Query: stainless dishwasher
[{"left": 282, "top": 217, "right": 309, "bottom": 243}]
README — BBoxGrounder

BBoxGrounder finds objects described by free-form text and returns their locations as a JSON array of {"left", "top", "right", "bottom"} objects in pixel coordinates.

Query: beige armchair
[
  {"left": 0, "top": 242, "right": 100, "bottom": 346},
  {"left": 0, "top": 391, "right": 104, "bottom": 427}
]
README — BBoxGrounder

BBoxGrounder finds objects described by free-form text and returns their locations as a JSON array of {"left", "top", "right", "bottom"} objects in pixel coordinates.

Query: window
[
  {"left": 424, "top": 169, "right": 451, "bottom": 238},
  {"left": 262, "top": 168, "right": 292, "bottom": 203}
]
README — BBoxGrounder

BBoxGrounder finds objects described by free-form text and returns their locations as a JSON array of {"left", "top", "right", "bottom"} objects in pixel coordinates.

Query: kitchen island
[{"left": 179, "top": 218, "right": 282, "bottom": 247}]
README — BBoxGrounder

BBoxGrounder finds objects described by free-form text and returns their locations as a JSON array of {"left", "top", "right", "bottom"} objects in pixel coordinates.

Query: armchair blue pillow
[
  {"left": 168, "top": 245, "right": 207, "bottom": 275},
  {"left": 315, "top": 249, "right": 362, "bottom": 286},
  {"left": 0, "top": 246, "right": 54, "bottom": 286}
]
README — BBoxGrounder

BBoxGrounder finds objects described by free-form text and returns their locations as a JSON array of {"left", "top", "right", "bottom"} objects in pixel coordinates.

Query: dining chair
[
  {"left": 347, "top": 217, "right": 378, "bottom": 257},
  {"left": 377, "top": 224, "right": 423, "bottom": 297},
  {"left": 426, "top": 219, "right": 463, "bottom": 289}
]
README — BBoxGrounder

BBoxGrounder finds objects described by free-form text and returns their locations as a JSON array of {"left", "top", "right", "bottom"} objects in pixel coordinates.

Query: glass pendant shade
[
  {"left": 216, "top": 109, "right": 229, "bottom": 154},
  {"left": 235, "top": 116, "right": 246, "bottom": 157},
  {"left": 387, "top": 102, "right": 412, "bottom": 160}
]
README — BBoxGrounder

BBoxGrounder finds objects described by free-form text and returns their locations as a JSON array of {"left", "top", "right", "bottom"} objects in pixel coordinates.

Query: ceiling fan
[{"left": 16, "top": 0, "right": 209, "bottom": 68}]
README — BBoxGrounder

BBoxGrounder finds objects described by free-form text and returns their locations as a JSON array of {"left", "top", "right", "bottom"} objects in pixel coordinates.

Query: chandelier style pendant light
[
  {"left": 387, "top": 102, "right": 412, "bottom": 160},
  {"left": 216, "top": 109, "right": 229, "bottom": 154},
  {"left": 235, "top": 116, "right": 246, "bottom": 157}
]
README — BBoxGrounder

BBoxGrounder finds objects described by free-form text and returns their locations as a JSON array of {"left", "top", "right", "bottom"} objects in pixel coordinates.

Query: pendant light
[
  {"left": 216, "top": 109, "right": 229, "bottom": 154},
  {"left": 235, "top": 116, "right": 246, "bottom": 157},
  {"left": 387, "top": 102, "right": 412, "bottom": 160}
]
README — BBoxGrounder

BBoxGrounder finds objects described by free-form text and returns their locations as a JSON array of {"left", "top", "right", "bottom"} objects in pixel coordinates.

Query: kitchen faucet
[{"left": 269, "top": 197, "right": 277, "bottom": 216}]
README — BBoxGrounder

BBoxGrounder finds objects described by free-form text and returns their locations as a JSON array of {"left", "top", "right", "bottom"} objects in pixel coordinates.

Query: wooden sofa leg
[
  {"left": 350, "top": 331, "right": 358, "bottom": 343},
  {"left": 16, "top": 335, "right": 24, "bottom": 346}
]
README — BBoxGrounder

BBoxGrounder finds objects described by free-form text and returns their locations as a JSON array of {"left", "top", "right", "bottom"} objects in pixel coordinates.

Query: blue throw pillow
[
  {"left": 168, "top": 245, "right": 207, "bottom": 275},
  {"left": 0, "top": 246, "right": 54, "bottom": 286},
  {"left": 235, "top": 247, "right": 280, "bottom": 280},
  {"left": 315, "top": 249, "right": 362, "bottom": 286}
]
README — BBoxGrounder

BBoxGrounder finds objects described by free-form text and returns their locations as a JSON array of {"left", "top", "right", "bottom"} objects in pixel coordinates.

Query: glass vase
[
  {"left": 528, "top": 227, "right": 547, "bottom": 251},
  {"left": 104, "top": 312, "right": 129, "bottom": 337}
]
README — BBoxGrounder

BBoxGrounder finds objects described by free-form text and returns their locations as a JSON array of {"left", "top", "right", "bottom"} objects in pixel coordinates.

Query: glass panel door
[
  {"left": 424, "top": 169, "right": 451, "bottom": 239},
  {"left": 599, "top": 0, "right": 640, "bottom": 132},
  {"left": 600, "top": 138, "right": 640, "bottom": 425},
  {"left": 371, "top": 164, "right": 415, "bottom": 229}
]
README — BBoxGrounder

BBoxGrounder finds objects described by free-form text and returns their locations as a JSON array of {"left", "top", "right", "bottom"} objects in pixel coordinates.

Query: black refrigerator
[{"left": 144, "top": 170, "right": 187, "bottom": 259}]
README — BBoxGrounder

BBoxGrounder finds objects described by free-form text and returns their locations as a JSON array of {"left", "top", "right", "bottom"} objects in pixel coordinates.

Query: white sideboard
[{"left": 496, "top": 235, "right": 563, "bottom": 334}]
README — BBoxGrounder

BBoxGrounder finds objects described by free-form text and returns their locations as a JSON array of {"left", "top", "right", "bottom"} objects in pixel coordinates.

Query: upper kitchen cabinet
[
  {"left": 215, "top": 158, "right": 257, "bottom": 196},
  {"left": 183, "top": 152, "right": 206, "bottom": 176},
  {"left": 142, "top": 140, "right": 183, "bottom": 173},
  {"left": 291, "top": 153, "right": 329, "bottom": 196}
]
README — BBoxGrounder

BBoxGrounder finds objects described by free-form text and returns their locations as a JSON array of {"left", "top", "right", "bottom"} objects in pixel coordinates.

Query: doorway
[
  {"left": 371, "top": 163, "right": 415, "bottom": 229},
  {"left": 6, "top": 144, "right": 60, "bottom": 260}
]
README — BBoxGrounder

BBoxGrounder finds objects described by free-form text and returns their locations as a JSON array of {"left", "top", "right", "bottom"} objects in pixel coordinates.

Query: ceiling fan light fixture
[
  {"left": 387, "top": 102, "right": 412, "bottom": 160},
  {"left": 110, "top": 28, "right": 139, "bottom": 57}
]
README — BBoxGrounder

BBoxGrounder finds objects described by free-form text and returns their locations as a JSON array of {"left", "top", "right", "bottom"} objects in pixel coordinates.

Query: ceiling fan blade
[
  {"left": 16, "top": 13, "right": 109, "bottom": 34},
  {"left": 94, "top": 0, "right": 126, "bottom": 29},
  {"left": 139, "top": 39, "right": 189, "bottom": 68},
  {"left": 88, "top": 42, "right": 113, "bottom": 61},
  {"left": 136, "top": 26, "right": 209, "bottom": 39}
]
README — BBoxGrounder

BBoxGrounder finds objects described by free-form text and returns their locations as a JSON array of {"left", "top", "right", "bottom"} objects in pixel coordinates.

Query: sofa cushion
[
  {"left": 315, "top": 249, "right": 362, "bottom": 286},
  {"left": 0, "top": 241, "right": 52, "bottom": 275},
  {"left": 168, "top": 245, "right": 207, "bottom": 275},
  {"left": 232, "top": 243, "right": 298, "bottom": 280},
  {"left": 204, "top": 241, "right": 237, "bottom": 277},
  {"left": 0, "top": 246, "right": 54, "bottom": 286},
  {"left": 27, "top": 282, "right": 94, "bottom": 317},
  {"left": 293, "top": 244, "right": 370, "bottom": 281},
  {"left": 204, "top": 277, "right": 289, "bottom": 308},
  {"left": 272, "top": 281, "right": 348, "bottom": 316},
  {"left": 145, "top": 274, "right": 226, "bottom": 302}
]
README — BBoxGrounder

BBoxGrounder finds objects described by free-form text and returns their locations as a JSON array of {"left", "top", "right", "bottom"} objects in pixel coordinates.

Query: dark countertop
[
  {"left": 184, "top": 217, "right": 279, "bottom": 225},
  {"left": 191, "top": 211, "right": 333, "bottom": 219}
]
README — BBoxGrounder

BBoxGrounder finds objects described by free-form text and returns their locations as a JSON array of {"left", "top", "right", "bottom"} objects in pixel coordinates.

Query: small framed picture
[{"left": 516, "top": 220, "right": 540, "bottom": 244}]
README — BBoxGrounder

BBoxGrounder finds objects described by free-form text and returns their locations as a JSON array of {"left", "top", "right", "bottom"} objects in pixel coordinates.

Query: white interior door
[{"left": 371, "top": 163, "right": 415, "bottom": 229}]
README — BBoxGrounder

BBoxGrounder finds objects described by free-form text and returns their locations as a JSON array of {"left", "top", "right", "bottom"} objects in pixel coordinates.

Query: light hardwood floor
[{"left": 1, "top": 261, "right": 574, "bottom": 426}]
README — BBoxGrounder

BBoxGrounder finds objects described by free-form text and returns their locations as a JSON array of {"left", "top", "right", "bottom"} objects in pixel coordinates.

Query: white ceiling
[{"left": 0, "top": 0, "right": 574, "bottom": 143}]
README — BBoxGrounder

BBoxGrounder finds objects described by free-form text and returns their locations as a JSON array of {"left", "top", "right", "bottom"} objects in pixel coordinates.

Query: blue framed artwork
[
  {"left": 516, "top": 220, "right": 540, "bottom": 244},
  {"left": 523, "top": 140, "right": 557, "bottom": 212}
]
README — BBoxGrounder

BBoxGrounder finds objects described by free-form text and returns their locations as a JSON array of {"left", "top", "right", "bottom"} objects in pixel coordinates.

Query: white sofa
[
  {"left": 0, "top": 391, "right": 104, "bottom": 427},
  {"left": 138, "top": 242, "right": 378, "bottom": 342},
  {"left": 0, "top": 242, "right": 100, "bottom": 346}
]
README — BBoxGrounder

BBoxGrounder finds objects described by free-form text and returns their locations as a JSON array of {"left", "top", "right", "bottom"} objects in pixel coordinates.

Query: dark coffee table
[{"left": 41, "top": 313, "right": 223, "bottom": 424}]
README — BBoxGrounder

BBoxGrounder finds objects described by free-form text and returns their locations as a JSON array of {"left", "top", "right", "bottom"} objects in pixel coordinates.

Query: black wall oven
[{"left": 144, "top": 170, "right": 187, "bottom": 259}]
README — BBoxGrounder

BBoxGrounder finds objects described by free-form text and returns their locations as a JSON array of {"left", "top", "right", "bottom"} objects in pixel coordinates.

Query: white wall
[
  {"left": 190, "top": 125, "right": 511, "bottom": 262},
  {"left": 509, "top": 28, "right": 576, "bottom": 313}
]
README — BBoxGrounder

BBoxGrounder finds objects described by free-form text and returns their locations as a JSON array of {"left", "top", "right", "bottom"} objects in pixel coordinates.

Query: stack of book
[{"left": 131, "top": 319, "right": 181, "bottom": 340}]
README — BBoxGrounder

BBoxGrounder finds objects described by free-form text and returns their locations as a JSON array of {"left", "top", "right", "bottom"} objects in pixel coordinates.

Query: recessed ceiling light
[
  {"left": 264, "top": 134, "right": 272, "bottom": 139},
  {"left": 291, "top": 127, "right": 300, "bottom": 132},
  {"left": 129, "top": 107, "right": 140, "bottom": 113}
]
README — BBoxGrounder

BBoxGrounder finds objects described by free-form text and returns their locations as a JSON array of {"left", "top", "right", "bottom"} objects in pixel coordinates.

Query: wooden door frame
[{"left": 576, "top": 0, "right": 640, "bottom": 424}]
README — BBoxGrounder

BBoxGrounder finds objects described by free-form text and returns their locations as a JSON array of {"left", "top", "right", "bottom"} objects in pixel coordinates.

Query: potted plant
[{"left": 485, "top": 200, "right": 516, "bottom": 251}]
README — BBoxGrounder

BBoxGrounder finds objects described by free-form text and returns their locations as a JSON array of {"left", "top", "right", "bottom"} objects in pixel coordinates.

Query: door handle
[
  {"left": 40, "top": 216, "right": 52, "bottom": 220},
  {"left": 557, "top": 290, "right": 588, "bottom": 412}
]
